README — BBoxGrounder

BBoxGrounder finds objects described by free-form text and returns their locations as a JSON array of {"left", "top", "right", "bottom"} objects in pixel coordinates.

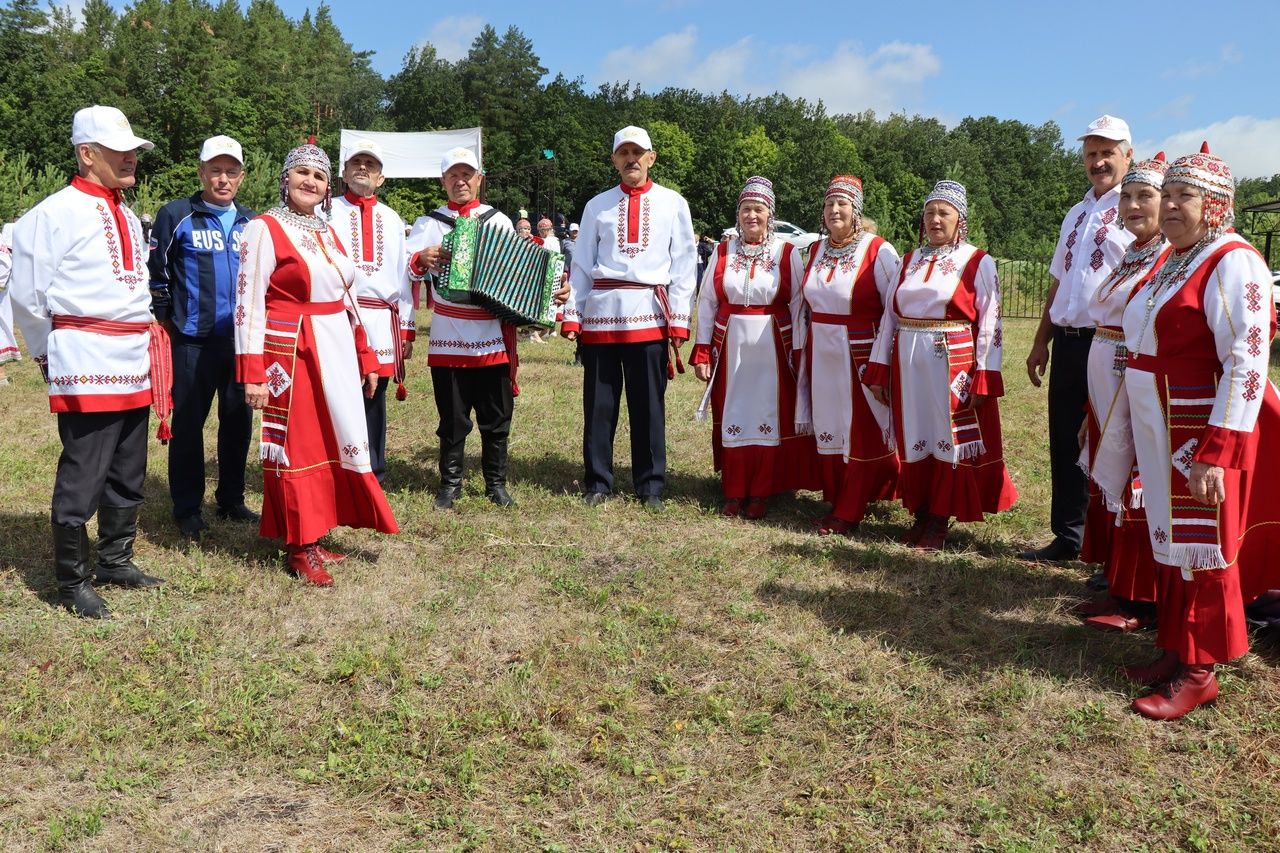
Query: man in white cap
[
  {"left": 561, "top": 125, "right": 697, "bottom": 508},
  {"left": 10, "top": 105, "right": 166, "bottom": 618},
  {"left": 1020, "top": 114, "right": 1133, "bottom": 563},
  {"left": 330, "top": 138, "right": 413, "bottom": 485},
  {"left": 148, "top": 134, "right": 257, "bottom": 541},
  {"left": 406, "top": 147, "right": 519, "bottom": 508}
]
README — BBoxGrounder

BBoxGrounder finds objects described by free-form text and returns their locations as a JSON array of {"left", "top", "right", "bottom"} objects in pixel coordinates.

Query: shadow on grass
[
  {"left": 0, "top": 510, "right": 55, "bottom": 603},
  {"left": 757, "top": 540, "right": 1127, "bottom": 685}
]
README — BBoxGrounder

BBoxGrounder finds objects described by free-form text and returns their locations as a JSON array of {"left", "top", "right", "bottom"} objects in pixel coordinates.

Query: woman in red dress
[{"left": 236, "top": 144, "right": 399, "bottom": 585}]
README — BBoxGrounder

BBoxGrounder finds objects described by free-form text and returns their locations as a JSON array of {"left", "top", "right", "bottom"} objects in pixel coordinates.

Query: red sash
[
  {"left": 357, "top": 295, "right": 408, "bottom": 400},
  {"left": 51, "top": 314, "right": 174, "bottom": 442}
]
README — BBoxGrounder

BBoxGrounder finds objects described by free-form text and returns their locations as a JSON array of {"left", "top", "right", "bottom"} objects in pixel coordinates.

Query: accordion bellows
[{"left": 439, "top": 217, "right": 563, "bottom": 328}]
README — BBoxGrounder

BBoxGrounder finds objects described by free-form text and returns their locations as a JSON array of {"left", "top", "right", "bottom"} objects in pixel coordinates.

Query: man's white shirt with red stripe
[
  {"left": 561, "top": 180, "right": 697, "bottom": 344},
  {"left": 10, "top": 176, "right": 152, "bottom": 412},
  {"left": 406, "top": 202, "right": 515, "bottom": 368},
  {"left": 331, "top": 191, "right": 414, "bottom": 376}
]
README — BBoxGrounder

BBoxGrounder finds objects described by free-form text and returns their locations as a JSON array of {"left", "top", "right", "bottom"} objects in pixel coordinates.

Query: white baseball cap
[
  {"left": 612, "top": 125, "right": 652, "bottom": 152},
  {"left": 1077, "top": 114, "right": 1131, "bottom": 144},
  {"left": 70, "top": 105, "right": 154, "bottom": 151},
  {"left": 570, "top": 222, "right": 579, "bottom": 231},
  {"left": 345, "top": 138, "right": 383, "bottom": 167},
  {"left": 199, "top": 134, "right": 243, "bottom": 164},
  {"left": 440, "top": 146, "right": 480, "bottom": 174}
]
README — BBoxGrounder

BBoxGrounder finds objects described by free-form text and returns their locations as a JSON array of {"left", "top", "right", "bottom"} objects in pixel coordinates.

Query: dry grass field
[{"left": 0, "top": 318, "right": 1278, "bottom": 851}]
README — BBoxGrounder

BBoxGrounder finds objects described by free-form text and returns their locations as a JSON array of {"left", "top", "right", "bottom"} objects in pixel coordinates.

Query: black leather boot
[
  {"left": 481, "top": 433, "right": 515, "bottom": 507},
  {"left": 435, "top": 440, "right": 465, "bottom": 509},
  {"left": 53, "top": 522, "right": 110, "bottom": 619},
  {"left": 95, "top": 505, "right": 164, "bottom": 588}
]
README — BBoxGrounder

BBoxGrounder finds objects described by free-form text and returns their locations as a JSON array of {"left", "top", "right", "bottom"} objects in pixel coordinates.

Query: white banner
[{"left": 338, "top": 128, "right": 483, "bottom": 178}]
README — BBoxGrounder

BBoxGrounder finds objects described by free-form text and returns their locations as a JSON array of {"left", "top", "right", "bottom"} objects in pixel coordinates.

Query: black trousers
[
  {"left": 431, "top": 364, "right": 513, "bottom": 449},
  {"left": 581, "top": 340, "right": 669, "bottom": 497},
  {"left": 168, "top": 333, "right": 253, "bottom": 519},
  {"left": 52, "top": 408, "right": 149, "bottom": 527},
  {"left": 1047, "top": 327, "right": 1093, "bottom": 549},
  {"left": 364, "top": 376, "right": 390, "bottom": 483}
]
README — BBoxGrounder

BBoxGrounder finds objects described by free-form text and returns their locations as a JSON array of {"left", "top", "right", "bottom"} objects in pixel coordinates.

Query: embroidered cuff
[
  {"left": 560, "top": 321, "right": 581, "bottom": 335},
  {"left": 401, "top": 327, "right": 415, "bottom": 343},
  {"left": 972, "top": 370, "right": 1004, "bottom": 398},
  {"left": 690, "top": 343, "right": 711, "bottom": 366},
  {"left": 668, "top": 326, "right": 690, "bottom": 342},
  {"left": 236, "top": 353, "right": 266, "bottom": 384},
  {"left": 1194, "top": 425, "right": 1255, "bottom": 469},
  {"left": 861, "top": 361, "right": 890, "bottom": 387}
]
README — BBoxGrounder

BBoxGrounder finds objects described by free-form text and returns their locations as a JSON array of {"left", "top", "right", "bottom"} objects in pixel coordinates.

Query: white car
[
  {"left": 721, "top": 220, "right": 820, "bottom": 248},
  {"left": 1273, "top": 270, "right": 1280, "bottom": 313}
]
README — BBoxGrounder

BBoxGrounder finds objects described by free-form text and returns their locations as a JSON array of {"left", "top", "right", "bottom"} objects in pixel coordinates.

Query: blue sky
[{"left": 78, "top": 0, "right": 1280, "bottom": 176}]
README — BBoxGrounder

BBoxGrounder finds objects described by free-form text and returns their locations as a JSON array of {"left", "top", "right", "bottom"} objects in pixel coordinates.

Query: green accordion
[{"left": 439, "top": 216, "right": 563, "bottom": 328}]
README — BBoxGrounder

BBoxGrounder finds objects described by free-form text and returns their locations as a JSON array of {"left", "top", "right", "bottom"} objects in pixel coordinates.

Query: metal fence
[{"left": 996, "top": 258, "right": 1052, "bottom": 319}]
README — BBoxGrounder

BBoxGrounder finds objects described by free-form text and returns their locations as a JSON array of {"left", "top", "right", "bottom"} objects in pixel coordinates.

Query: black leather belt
[{"left": 1057, "top": 325, "right": 1095, "bottom": 338}]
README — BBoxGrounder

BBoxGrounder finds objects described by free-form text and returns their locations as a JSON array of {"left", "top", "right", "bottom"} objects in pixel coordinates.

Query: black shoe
[
  {"left": 486, "top": 486, "right": 515, "bottom": 507},
  {"left": 480, "top": 434, "right": 514, "bottom": 507},
  {"left": 583, "top": 491, "right": 609, "bottom": 507},
  {"left": 436, "top": 439, "right": 465, "bottom": 510},
  {"left": 216, "top": 503, "right": 260, "bottom": 523},
  {"left": 53, "top": 522, "right": 111, "bottom": 619},
  {"left": 1016, "top": 538, "right": 1080, "bottom": 563},
  {"left": 176, "top": 513, "right": 207, "bottom": 541},
  {"left": 641, "top": 495, "right": 664, "bottom": 511},
  {"left": 96, "top": 505, "right": 165, "bottom": 588},
  {"left": 1085, "top": 571, "right": 1111, "bottom": 592}
]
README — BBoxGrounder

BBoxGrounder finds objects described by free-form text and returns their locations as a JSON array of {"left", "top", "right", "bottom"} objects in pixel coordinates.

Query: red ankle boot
[
  {"left": 1121, "top": 651, "right": 1180, "bottom": 686},
  {"left": 1131, "top": 665, "right": 1218, "bottom": 721},
  {"left": 313, "top": 544, "right": 347, "bottom": 565},
  {"left": 744, "top": 498, "right": 769, "bottom": 520},
  {"left": 720, "top": 498, "right": 744, "bottom": 518},
  {"left": 286, "top": 544, "right": 334, "bottom": 587},
  {"left": 898, "top": 513, "right": 929, "bottom": 546},
  {"left": 914, "top": 515, "right": 949, "bottom": 551}
]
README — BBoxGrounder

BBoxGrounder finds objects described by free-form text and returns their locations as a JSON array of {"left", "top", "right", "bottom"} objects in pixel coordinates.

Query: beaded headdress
[
  {"left": 1122, "top": 151, "right": 1167, "bottom": 190},
  {"left": 923, "top": 179, "right": 967, "bottom": 218},
  {"left": 919, "top": 180, "right": 969, "bottom": 247},
  {"left": 1165, "top": 142, "right": 1234, "bottom": 232},
  {"left": 279, "top": 143, "right": 333, "bottom": 215},
  {"left": 738, "top": 175, "right": 776, "bottom": 213},
  {"left": 824, "top": 174, "right": 864, "bottom": 214}
]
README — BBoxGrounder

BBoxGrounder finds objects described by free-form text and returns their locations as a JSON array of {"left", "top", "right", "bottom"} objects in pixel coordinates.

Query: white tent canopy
[{"left": 338, "top": 127, "right": 483, "bottom": 179}]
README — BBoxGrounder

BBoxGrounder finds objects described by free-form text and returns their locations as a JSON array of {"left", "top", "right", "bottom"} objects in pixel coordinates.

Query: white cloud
[
  {"left": 421, "top": 15, "right": 487, "bottom": 63},
  {"left": 1140, "top": 116, "right": 1280, "bottom": 179},
  {"left": 781, "top": 41, "right": 940, "bottom": 115},
  {"left": 599, "top": 26, "right": 698, "bottom": 85},
  {"left": 595, "top": 29, "right": 940, "bottom": 115},
  {"left": 1163, "top": 43, "right": 1242, "bottom": 80}
]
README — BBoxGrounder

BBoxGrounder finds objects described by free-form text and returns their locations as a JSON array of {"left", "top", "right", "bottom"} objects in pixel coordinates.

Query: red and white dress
[
  {"left": 864, "top": 242, "right": 1016, "bottom": 520},
  {"left": 691, "top": 239, "right": 818, "bottom": 499},
  {"left": 330, "top": 192, "right": 414, "bottom": 388},
  {"left": 0, "top": 224, "right": 18, "bottom": 365},
  {"left": 1122, "top": 232, "right": 1280, "bottom": 664},
  {"left": 795, "top": 233, "right": 900, "bottom": 523},
  {"left": 1078, "top": 237, "right": 1170, "bottom": 599},
  {"left": 235, "top": 209, "right": 398, "bottom": 545}
]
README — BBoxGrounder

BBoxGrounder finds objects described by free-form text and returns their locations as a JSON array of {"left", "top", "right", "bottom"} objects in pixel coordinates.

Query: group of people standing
[
  {"left": 4, "top": 105, "right": 1278, "bottom": 723},
  {"left": 695, "top": 172, "right": 1016, "bottom": 549}
]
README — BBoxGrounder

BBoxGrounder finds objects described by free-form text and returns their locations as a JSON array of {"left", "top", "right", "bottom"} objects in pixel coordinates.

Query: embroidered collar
[
  {"left": 619, "top": 179, "right": 653, "bottom": 198},
  {"left": 344, "top": 190, "right": 377, "bottom": 210},
  {"left": 71, "top": 175, "right": 122, "bottom": 206}
]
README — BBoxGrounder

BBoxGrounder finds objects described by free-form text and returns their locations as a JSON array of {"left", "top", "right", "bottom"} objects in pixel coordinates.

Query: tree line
[{"left": 1, "top": 0, "right": 1276, "bottom": 261}]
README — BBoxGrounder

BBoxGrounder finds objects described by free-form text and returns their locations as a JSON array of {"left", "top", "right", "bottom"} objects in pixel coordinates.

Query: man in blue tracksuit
[{"left": 148, "top": 135, "right": 257, "bottom": 540}]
